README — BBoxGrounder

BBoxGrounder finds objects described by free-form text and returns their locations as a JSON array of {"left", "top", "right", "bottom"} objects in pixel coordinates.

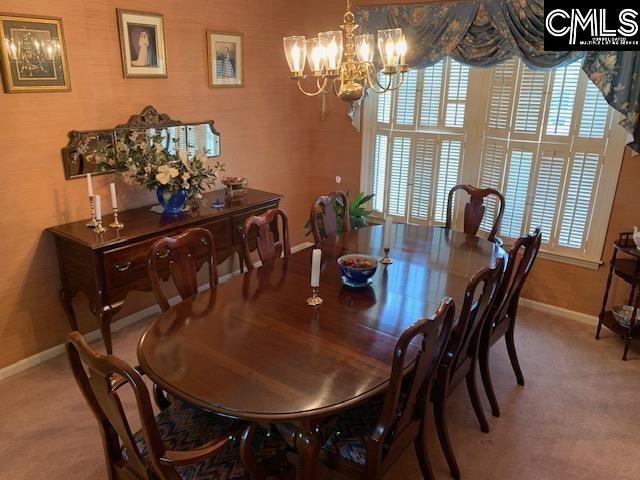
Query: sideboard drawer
[
  {"left": 104, "top": 238, "right": 160, "bottom": 288},
  {"left": 103, "top": 218, "right": 233, "bottom": 288}
]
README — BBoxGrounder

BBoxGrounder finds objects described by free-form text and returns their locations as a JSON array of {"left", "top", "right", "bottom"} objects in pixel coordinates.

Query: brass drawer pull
[
  {"left": 114, "top": 261, "right": 133, "bottom": 272},
  {"left": 156, "top": 249, "right": 171, "bottom": 259},
  {"left": 201, "top": 237, "right": 209, "bottom": 246}
]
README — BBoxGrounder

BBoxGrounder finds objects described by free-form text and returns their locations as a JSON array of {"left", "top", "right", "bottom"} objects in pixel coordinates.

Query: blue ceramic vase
[{"left": 156, "top": 186, "right": 187, "bottom": 214}]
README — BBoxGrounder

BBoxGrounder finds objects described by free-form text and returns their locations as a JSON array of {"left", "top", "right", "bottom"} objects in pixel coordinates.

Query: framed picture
[
  {"left": 0, "top": 13, "right": 71, "bottom": 93},
  {"left": 207, "top": 31, "right": 244, "bottom": 88},
  {"left": 117, "top": 9, "right": 167, "bottom": 78}
]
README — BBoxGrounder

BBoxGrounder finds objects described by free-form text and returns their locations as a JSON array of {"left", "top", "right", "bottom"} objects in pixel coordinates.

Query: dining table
[{"left": 138, "top": 223, "right": 503, "bottom": 479}]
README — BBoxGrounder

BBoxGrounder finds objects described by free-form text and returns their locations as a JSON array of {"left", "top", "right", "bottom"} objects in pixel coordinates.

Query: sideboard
[{"left": 47, "top": 188, "right": 282, "bottom": 353}]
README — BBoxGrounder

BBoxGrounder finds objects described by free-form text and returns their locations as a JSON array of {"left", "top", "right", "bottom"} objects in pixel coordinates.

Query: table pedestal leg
[{"left": 295, "top": 423, "right": 321, "bottom": 480}]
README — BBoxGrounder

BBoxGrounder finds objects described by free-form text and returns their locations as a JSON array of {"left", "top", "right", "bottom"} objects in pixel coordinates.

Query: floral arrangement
[{"left": 88, "top": 131, "right": 224, "bottom": 200}]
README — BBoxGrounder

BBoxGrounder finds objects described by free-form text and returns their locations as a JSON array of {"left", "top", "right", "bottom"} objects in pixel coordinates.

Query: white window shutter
[
  {"left": 377, "top": 72, "right": 392, "bottom": 124},
  {"left": 433, "top": 140, "right": 462, "bottom": 223},
  {"left": 558, "top": 152, "right": 600, "bottom": 248},
  {"left": 372, "top": 134, "right": 389, "bottom": 212},
  {"left": 500, "top": 149, "right": 533, "bottom": 238},
  {"left": 444, "top": 60, "right": 470, "bottom": 128},
  {"left": 488, "top": 58, "right": 517, "bottom": 130},
  {"left": 478, "top": 140, "right": 508, "bottom": 231},
  {"left": 546, "top": 62, "right": 581, "bottom": 136},
  {"left": 409, "top": 136, "right": 437, "bottom": 221},
  {"left": 530, "top": 150, "right": 566, "bottom": 242},
  {"left": 514, "top": 67, "right": 547, "bottom": 134},
  {"left": 388, "top": 136, "right": 412, "bottom": 217},
  {"left": 579, "top": 80, "right": 610, "bottom": 139},
  {"left": 395, "top": 70, "right": 419, "bottom": 126},
  {"left": 420, "top": 61, "right": 444, "bottom": 127}
]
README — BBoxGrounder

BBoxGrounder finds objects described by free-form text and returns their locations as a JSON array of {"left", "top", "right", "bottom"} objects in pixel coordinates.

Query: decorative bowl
[
  {"left": 338, "top": 254, "right": 378, "bottom": 288},
  {"left": 612, "top": 304, "right": 637, "bottom": 328},
  {"left": 221, "top": 176, "right": 248, "bottom": 199}
]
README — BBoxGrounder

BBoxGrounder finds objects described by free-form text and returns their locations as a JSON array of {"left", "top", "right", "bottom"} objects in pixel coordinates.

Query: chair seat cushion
[
  {"left": 130, "top": 399, "right": 284, "bottom": 479},
  {"left": 321, "top": 395, "right": 384, "bottom": 465}
]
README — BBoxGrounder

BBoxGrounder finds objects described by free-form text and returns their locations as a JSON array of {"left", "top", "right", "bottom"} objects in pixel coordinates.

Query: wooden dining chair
[
  {"left": 148, "top": 227, "right": 218, "bottom": 312},
  {"left": 310, "top": 191, "right": 350, "bottom": 245},
  {"left": 431, "top": 258, "right": 504, "bottom": 480},
  {"left": 317, "top": 298, "right": 455, "bottom": 480},
  {"left": 446, "top": 184, "right": 505, "bottom": 243},
  {"left": 241, "top": 208, "right": 291, "bottom": 270},
  {"left": 65, "top": 331, "right": 284, "bottom": 480},
  {"left": 479, "top": 228, "right": 542, "bottom": 418}
]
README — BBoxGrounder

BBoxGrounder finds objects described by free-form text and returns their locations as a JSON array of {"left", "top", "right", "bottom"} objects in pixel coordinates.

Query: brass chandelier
[{"left": 282, "top": 0, "right": 408, "bottom": 103}]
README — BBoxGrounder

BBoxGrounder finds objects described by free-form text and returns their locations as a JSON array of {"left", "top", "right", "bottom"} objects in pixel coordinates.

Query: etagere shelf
[{"left": 596, "top": 232, "right": 640, "bottom": 360}]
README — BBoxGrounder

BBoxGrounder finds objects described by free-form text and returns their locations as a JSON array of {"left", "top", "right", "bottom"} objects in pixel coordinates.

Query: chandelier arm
[
  {"left": 297, "top": 77, "right": 330, "bottom": 97},
  {"left": 364, "top": 64, "right": 394, "bottom": 94}
]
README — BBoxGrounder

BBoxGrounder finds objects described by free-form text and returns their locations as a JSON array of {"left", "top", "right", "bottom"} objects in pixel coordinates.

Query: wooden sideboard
[{"left": 47, "top": 188, "right": 282, "bottom": 353}]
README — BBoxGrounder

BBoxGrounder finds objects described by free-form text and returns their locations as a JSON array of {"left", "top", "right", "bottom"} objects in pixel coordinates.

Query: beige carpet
[{"left": 1, "top": 306, "right": 639, "bottom": 480}]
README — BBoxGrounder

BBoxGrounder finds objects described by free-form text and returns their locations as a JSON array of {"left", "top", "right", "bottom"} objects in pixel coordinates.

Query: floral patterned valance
[
  {"left": 354, "top": 0, "right": 580, "bottom": 70},
  {"left": 583, "top": 52, "right": 640, "bottom": 153}
]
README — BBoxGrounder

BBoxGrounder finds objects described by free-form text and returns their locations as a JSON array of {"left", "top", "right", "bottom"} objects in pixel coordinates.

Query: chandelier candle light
[
  {"left": 307, "top": 248, "right": 323, "bottom": 306},
  {"left": 283, "top": 0, "right": 408, "bottom": 103}
]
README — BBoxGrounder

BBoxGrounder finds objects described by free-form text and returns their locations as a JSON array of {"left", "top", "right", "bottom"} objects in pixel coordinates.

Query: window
[{"left": 361, "top": 57, "right": 627, "bottom": 268}]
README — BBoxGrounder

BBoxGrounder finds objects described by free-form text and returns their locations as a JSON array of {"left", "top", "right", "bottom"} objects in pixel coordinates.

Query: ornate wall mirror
[{"left": 62, "top": 105, "right": 221, "bottom": 179}]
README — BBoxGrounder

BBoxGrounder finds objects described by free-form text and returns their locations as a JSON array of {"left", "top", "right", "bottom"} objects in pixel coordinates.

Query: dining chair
[
  {"left": 445, "top": 184, "right": 505, "bottom": 243},
  {"left": 66, "top": 331, "right": 283, "bottom": 480},
  {"left": 431, "top": 258, "right": 504, "bottom": 480},
  {"left": 310, "top": 191, "right": 350, "bottom": 246},
  {"left": 317, "top": 298, "right": 455, "bottom": 480},
  {"left": 148, "top": 227, "right": 218, "bottom": 312},
  {"left": 241, "top": 208, "right": 291, "bottom": 270},
  {"left": 479, "top": 228, "right": 542, "bottom": 417}
]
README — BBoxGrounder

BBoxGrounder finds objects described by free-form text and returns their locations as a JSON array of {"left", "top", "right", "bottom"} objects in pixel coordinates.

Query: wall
[
  {"left": 305, "top": 0, "right": 640, "bottom": 317},
  {"left": 0, "top": 0, "right": 317, "bottom": 368}
]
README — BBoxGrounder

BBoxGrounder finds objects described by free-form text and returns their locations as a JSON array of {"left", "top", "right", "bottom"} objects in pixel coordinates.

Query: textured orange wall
[
  {"left": 0, "top": 0, "right": 316, "bottom": 368},
  {"left": 305, "top": 0, "right": 640, "bottom": 317}
]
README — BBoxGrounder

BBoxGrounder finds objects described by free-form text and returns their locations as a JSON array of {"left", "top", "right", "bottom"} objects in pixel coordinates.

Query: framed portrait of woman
[
  {"left": 207, "top": 31, "right": 244, "bottom": 88},
  {"left": 117, "top": 9, "right": 167, "bottom": 78}
]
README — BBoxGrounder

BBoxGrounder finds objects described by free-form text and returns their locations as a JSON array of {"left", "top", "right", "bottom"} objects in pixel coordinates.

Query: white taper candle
[
  {"left": 86, "top": 173, "right": 94, "bottom": 197},
  {"left": 95, "top": 195, "right": 102, "bottom": 221},
  {"left": 311, "top": 248, "right": 322, "bottom": 288},
  {"left": 383, "top": 216, "right": 393, "bottom": 249},
  {"left": 109, "top": 182, "right": 118, "bottom": 210}
]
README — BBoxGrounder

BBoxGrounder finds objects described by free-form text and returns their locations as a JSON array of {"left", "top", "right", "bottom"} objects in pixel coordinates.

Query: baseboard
[
  {"left": 0, "top": 241, "right": 315, "bottom": 382},
  {"left": 519, "top": 297, "right": 598, "bottom": 326}
]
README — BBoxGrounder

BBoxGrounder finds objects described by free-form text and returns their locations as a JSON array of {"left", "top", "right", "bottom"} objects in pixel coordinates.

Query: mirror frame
[{"left": 62, "top": 105, "right": 221, "bottom": 179}]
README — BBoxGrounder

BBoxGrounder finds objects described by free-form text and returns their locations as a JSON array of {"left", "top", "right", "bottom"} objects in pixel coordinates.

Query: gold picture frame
[
  {"left": 207, "top": 30, "right": 244, "bottom": 88},
  {"left": 117, "top": 9, "right": 167, "bottom": 78},
  {"left": 0, "top": 13, "right": 71, "bottom": 93}
]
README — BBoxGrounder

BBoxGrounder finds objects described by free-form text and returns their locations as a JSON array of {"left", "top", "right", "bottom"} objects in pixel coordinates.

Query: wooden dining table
[{"left": 138, "top": 224, "right": 503, "bottom": 479}]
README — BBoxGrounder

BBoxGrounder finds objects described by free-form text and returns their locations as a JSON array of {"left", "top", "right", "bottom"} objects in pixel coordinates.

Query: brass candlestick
[
  {"left": 109, "top": 207, "right": 125, "bottom": 229},
  {"left": 306, "top": 287, "right": 323, "bottom": 306},
  {"left": 93, "top": 218, "right": 107, "bottom": 234},
  {"left": 85, "top": 196, "right": 98, "bottom": 228},
  {"left": 380, "top": 248, "right": 393, "bottom": 265}
]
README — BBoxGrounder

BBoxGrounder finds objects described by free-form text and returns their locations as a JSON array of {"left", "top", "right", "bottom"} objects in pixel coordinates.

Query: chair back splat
[
  {"left": 446, "top": 184, "right": 505, "bottom": 242},
  {"left": 310, "top": 191, "right": 350, "bottom": 245},
  {"left": 148, "top": 227, "right": 218, "bottom": 312},
  {"left": 241, "top": 208, "right": 291, "bottom": 270}
]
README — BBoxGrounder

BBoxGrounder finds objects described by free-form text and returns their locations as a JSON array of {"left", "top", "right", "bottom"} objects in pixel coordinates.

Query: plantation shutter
[
  {"left": 433, "top": 140, "right": 462, "bottom": 223},
  {"left": 546, "top": 62, "right": 581, "bottom": 136},
  {"left": 409, "top": 137, "right": 436, "bottom": 221},
  {"left": 420, "top": 61, "right": 444, "bottom": 127},
  {"left": 387, "top": 136, "right": 411, "bottom": 217},
  {"left": 371, "top": 134, "right": 389, "bottom": 212},
  {"left": 500, "top": 148, "right": 533, "bottom": 238},
  {"left": 530, "top": 150, "right": 566, "bottom": 243},
  {"left": 513, "top": 67, "right": 548, "bottom": 135},
  {"left": 395, "top": 70, "right": 419, "bottom": 126}
]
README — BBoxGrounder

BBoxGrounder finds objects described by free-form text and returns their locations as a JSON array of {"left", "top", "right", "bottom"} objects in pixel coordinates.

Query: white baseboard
[
  {"left": 519, "top": 297, "right": 598, "bottom": 326},
  {"left": 0, "top": 241, "right": 315, "bottom": 382}
]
